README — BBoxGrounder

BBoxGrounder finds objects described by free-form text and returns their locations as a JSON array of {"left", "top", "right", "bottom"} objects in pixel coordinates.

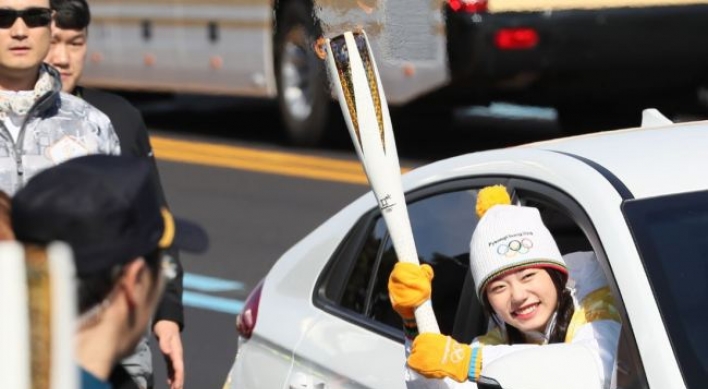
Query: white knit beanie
[{"left": 470, "top": 186, "right": 567, "bottom": 299}]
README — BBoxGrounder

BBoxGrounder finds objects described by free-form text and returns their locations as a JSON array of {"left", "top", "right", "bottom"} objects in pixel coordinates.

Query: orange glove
[
  {"left": 388, "top": 262, "right": 434, "bottom": 322},
  {"left": 408, "top": 333, "right": 476, "bottom": 383}
]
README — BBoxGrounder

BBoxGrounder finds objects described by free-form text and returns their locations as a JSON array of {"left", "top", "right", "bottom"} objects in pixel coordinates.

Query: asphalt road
[{"left": 151, "top": 157, "right": 367, "bottom": 388}]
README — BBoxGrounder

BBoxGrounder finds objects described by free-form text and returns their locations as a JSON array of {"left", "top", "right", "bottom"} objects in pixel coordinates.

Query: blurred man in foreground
[
  {"left": 45, "top": 1, "right": 187, "bottom": 387},
  {"left": 11, "top": 155, "right": 208, "bottom": 389}
]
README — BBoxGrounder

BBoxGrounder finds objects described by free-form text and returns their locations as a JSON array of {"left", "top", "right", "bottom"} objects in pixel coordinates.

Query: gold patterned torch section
[
  {"left": 353, "top": 31, "right": 386, "bottom": 153},
  {"left": 329, "top": 35, "right": 362, "bottom": 150},
  {"left": 25, "top": 245, "right": 51, "bottom": 389}
]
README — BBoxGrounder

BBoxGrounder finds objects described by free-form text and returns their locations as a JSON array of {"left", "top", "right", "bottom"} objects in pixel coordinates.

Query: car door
[
  {"left": 286, "top": 178, "right": 502, "bottom": 389},
  {"left": 285, "top": 176, "right": 650, "bottom": 389},
  {"left": 506, "top": 179, "right": 650, "bottom": 389}
]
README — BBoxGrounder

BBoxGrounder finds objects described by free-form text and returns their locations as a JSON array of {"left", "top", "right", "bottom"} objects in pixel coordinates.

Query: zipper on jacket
[
  {"left": 15, "top": 152, "right": 22, "bottom": 176},
  {"left": 14, "top": 90, "right": 54, "bottom": 182},
  {"left": 0, "top": 121, "right": 21, "bottom": 178}
]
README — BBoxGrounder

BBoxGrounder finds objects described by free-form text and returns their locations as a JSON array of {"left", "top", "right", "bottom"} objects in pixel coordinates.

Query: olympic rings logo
[{"left": 496, "top": 239, "right": 533, "bottom": 257}]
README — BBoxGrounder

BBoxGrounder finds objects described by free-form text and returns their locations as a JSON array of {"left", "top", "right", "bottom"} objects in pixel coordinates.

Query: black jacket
[
  {"left": 109, "top": 365, "right": 141, "bottom": 389},
  {"left": 76, "top": 86, "right": 184, "bottom": 329}
]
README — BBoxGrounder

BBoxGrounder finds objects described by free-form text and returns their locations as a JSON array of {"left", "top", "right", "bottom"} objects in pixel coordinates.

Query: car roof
[
  {"left": 521, "top": 120, "right": 708, "bottom": 198},
  {"left": 404, "top": 120, "right": 708, "bottom": 200}
]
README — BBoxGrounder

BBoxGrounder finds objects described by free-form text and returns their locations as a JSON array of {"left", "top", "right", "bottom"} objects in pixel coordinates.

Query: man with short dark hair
[
  {"left": 0, "top": 0, "right": 119, "bottom": 196},
  {"left": 11, "top": 155, "right": 208, "bottom": 389},
  {"left": 45, "top": 1, "right": 186, "bottom": 388}
]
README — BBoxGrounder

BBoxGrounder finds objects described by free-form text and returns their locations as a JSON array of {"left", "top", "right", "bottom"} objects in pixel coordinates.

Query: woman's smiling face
[{"left": 485, "top": 267, "right": 559, "bottom": 333}]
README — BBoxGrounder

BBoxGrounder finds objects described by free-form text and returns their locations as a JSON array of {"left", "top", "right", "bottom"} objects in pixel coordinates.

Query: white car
[{"left": 223, "top": 111, "right": 708, "bottom": 389}]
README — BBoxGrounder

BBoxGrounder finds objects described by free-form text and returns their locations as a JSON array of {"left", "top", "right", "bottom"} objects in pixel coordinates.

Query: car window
[
  {"left": 338, "top": 189, "right": 479, "bottom": 335},
  {"left": 623, "top": 190, "right": 708, "bottom": 389}
]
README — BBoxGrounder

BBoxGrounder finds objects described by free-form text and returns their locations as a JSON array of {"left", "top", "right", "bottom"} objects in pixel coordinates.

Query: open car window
[
  {"left": 317, "top": 184, "right": 489, "bottom": 341},
  {"left": 365, "top": 189, "right": 479, "bottom": 335}
]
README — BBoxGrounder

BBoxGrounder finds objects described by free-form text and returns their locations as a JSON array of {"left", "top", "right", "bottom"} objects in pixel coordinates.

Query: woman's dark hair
[
  {"left": 482, "top": 268, "right": 575, "bottom": 345},
  {"left": 77, "top": 248, "right": 162, "bottom": 314},
  {"left": 51, "top": 0, "right": 91, "bottom": 30}
]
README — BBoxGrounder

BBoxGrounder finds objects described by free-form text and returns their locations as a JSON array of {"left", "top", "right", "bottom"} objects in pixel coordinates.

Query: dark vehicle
[{"left": 444, "top": 0, "right": 708, "bottom": 130}]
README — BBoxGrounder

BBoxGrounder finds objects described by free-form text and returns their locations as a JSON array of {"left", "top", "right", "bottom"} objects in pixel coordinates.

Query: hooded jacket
[
  {"left": 0, "top": 64, "right": 120, "bottom": 195},
  {"left": 405, "top": 251, "right": 621, "bottom": 389}
]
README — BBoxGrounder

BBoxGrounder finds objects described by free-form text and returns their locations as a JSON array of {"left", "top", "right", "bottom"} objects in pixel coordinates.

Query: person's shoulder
[
  {"left": 57, "top": 90, "right": 89, "bottom": 107},
  {"left": 474, "top": 326, "right": 506, "bottom": 346},
  {"left": 56, "top": 91, "right": 113, "bottom": 128},
  {"left": 563, "top": 251, "right": 597, "bottom": 270},
  {"left": 108, "top": 364, "right": 141, "bottom": 389},
  {"left": 81, "top": 87, "right": 131, "bottom": 106},
  {"left": 80, "top": 366, "right": 112, "bottom": 389},
  {"left": 564, "top": 251, "right": 609, "bottom": 300},
  {"left": 80, "top": 87, "right": 142, "bottom": 117}
]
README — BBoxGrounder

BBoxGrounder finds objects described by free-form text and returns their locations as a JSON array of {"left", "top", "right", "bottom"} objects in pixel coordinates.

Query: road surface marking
[
  {"left": 182, "top": 272, "right": 245, "bottom": 314},
  {"left": 150, "top": 135, "right": 411, "bottom": 185},
  {"left": 184, "top": 273, "right": 244, "bottom": 293},
  {"left": 183, "top": 292, "right": 244, "bottom": 315}
]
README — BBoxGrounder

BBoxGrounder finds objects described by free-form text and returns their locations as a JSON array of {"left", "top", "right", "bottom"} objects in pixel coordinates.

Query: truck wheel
[{"left": 274, "top": 0, "right": 333, "bottom": 147}]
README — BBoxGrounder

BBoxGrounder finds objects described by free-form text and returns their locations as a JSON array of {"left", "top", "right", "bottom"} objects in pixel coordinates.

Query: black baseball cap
[{"left": 12, "top": 155, "right": 208, "bottom": 277}]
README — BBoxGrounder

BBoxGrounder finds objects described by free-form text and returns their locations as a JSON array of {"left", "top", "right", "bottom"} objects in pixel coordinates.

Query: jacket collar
[{"left": 32, "top": 63, "right": 62, "bottom": 116}]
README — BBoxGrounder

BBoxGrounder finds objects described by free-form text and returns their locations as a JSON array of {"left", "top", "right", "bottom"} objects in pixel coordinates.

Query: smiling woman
[
  {"left": 484, "top": 268, "right": 563, "bottom": 335},
  {"left": 391, "top": 184, "right": 622, "bottom": 388}
]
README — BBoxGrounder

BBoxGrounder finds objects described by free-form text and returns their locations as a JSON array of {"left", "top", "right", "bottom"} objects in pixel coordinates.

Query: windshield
[{"left": 623, "top": 190, "right": 708, "bottom": 388}]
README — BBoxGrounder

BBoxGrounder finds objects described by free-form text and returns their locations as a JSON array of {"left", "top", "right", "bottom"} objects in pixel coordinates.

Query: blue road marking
[
  {"left": 463, "top": 102, "right": 557, "bottom": 121},
  {"left": 182, "top": 273, "right": 246, "bottom": 314},
  {"left": 183, "top": 272, "right": 244, "bottom": 293},
  {"left": 183, "top": 291, "right": 244, "bottom": 315}
]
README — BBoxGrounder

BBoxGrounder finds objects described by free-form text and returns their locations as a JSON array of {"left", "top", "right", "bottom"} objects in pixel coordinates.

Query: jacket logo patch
[{"left": 47, "top": 136, "right": 89, "bottom": 165}]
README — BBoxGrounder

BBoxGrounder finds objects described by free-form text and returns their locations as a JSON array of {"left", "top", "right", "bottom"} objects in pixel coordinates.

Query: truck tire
[{"left": 274, "top": 0, "right": 333, "bottom": 147}]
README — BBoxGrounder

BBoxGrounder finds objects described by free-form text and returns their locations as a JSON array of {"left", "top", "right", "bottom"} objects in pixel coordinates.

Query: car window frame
[
  {"left": 313, "top": 176, "right": 509, "bottom": 343},
  {"left": 622, "top": 190, "right": 708, "bottom": 388}
]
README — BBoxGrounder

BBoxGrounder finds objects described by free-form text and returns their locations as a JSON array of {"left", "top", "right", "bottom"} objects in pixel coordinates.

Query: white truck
[{"left": 84, "top": 0, "right": 708, "bottom": 145}]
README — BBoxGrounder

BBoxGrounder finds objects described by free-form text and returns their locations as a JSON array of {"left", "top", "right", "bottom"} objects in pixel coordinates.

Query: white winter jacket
[
  {"left": 0, "top": 64, "right": 120, "bottom": 195},
  {"left": 404, "top": 251, "right": 621, "bottom": 389}
]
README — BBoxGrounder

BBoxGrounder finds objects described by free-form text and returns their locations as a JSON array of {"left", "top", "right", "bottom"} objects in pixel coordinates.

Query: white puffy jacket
[{"left": 0, "top": 64, "right": 120, "bottom": 195}]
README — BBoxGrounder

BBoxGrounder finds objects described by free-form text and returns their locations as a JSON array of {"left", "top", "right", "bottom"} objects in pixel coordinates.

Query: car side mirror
[{"left": 476, "top": 344, "right": 604, "bottom": 389}]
